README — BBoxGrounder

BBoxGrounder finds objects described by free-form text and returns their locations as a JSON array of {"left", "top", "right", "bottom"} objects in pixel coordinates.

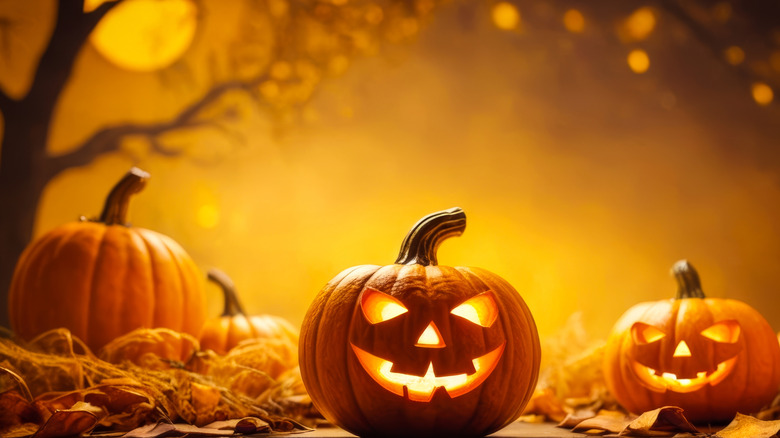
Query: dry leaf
[
  {"left": 621, "top": 406, "right": 698, "bottom": 436},
  {"left": 573, "top": 409, "right": 633, "bottom": 434},
  {"left": 99, "top": 328, "right": 199, "bottom": 370},
  {"left": 714, "top": 412, "right": 780, "bottom": 438},
  {"left": 33, "top": 402, "right": 102, "bottom": 438},
  {"left": 558, "top": 409, "right": 598, "bottom": 428}
]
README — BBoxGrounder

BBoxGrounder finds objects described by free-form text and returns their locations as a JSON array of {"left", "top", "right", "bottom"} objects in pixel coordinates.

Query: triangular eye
[
  {"left": 360, "top": 288, "right": 408, "bottom": 324},
  {"left": 701, "top": 320, "right": 740, "bottom": 343},
  {"left": 451, "top": 291, "right": 498, "bottom": 327},
  {"left": 631, "top": 322, "right": 666, "bottom": 344}
]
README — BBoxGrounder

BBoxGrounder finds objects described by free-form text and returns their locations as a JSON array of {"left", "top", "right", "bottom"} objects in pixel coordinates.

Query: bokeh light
[
  {"left": 751, "top": 82, "right": 774, "bottom": 106},
  {"left": 563, "top": 9, "right": 585, "bottom": 34},
  {"left": 724, "top": 46, "right": 745, "bottom": 66},
  {"left": 627, "top": 49, "right": 650, "bottom": 73},
  {"left": 623, "top": 7, "right": 656, "bottom": 41},
  {"left": 491, "top": 2, "right": 520, "bottom": 31}
]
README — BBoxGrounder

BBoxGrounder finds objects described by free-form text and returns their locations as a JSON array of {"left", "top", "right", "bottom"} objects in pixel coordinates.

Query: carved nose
[
  {"left": 416, "top": 322, "right": 445, "bottom": 348},
  {"left": 673, "top": 340, "right": 692, "bottom": 357}
]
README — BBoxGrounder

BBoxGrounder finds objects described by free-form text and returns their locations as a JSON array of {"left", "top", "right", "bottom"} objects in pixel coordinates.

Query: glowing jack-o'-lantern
[
  {"left": 604, "top": 260, "right": 780, "bottom": 423},
  {"left": 299, "top": 208, "right": 540, "bottom": 438}
]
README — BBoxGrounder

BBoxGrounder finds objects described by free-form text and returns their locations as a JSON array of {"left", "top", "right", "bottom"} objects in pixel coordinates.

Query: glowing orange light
[
  {"left": 673, "top": 340, "right": 691, "bottom": 357},
  {"left": 627, "top": 49, "right": 650, "bottom": 74},
  {"left": 451, "top": 292, "right": 498, "bottom": 327},
  {"left": 563, "top": 9, "right": 585, "bottom": 34},
  {"left": 752, "top": 82, "right": 774, "bottom": 106},
  {"left": 352, "top": 343, "right": 505, "bottom": 402},
  {"left": 633, "top": 357, "right": 737, "bottom": 393},
  {"left": 701, "top": 320, "right": 740, "bottom": 343},
  {"left": 633, "top": 323, "right": 665, "bottom": 344},
  {"left": 416, "top": 322, "right": 445, "bottom": 348},
  {"left": 89, "top": 0, "right": 197, "bottom": 72},
  {"left": 623, "top": 7, "right": 656, "bottom": 41},
  {"left": 491, "top": 2, "right": 520, "bottom": 31},
  {"left": 360, "top": 289, "right": 408, "bottom": 324}
]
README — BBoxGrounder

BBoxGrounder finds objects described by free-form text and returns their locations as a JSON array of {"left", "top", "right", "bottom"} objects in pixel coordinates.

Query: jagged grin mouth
[
  {"left": 632, "top": 357, "right": 738, "bottom": 393},
  {"left": 351, "top": 343, "right": 505, "bottom": 402}
]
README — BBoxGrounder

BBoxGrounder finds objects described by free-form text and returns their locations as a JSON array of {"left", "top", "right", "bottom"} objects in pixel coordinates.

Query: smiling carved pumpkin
[
  {"left": 604, "top": 260, "right": 780, "bottom": 423},
  {"left": 299, "top": 208, "right": 540, "bottom": 438}
]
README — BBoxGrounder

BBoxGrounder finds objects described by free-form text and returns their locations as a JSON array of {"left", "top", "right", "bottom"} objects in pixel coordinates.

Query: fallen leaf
[
  {"left": 573, "top": 410, "right": 633, "bottom": 434},
  {"left": 621, "top": 406, "right": 698, "bottom": 436},
  {"left": 714, "top": 413, "right": 780, "bottom": 438},
  {"left": 32, "top": 402, "right": 100, "bottom": 438},
  {"left": 558, "top": 409, "right": 598, "bottom": 428}
]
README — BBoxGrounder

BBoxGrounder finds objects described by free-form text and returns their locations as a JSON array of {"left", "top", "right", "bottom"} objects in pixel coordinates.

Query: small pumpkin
[
  {"left": 199, "top": 268, "right": 298, "bottom": 356},
  {"left": 603, "top": 260, "right": 780, "bottom": 423},
  {"left": 299, "top": 207, "right": 540, "bottom": 438},
  {"left": 8, "top": 168, "right": 206, "bottom": 351}
]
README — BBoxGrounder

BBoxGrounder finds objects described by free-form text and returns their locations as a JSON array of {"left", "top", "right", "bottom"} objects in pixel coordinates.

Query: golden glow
[
  {"left": 360, "top": 288, "right": 408, "bottom": 324},
  {"left": 90, "top": 0, "right": 197, "bottom": 72},
  {"left": 627, "top": 49, "right": 650, "bottom": 74},
  {"left": 451, "top": 291, "right": 498, "bottom": 327},
  {"left": 633, "top": 357, "right": 738, "bottom": 393},
  {"left": 724, "top": 46, "right": 745, "bottom": 65},
  {"left": 563, "top": 9, "right": 585, "bottom": 34},
  {"left": 632, "top": 323, "right": 665, "bottom": 344},
  {"left": 196, "top": 203, "right": 220, "bottom": 229},
  {"left": 491, "top": 2, "right": 520, "bottom": 31},
  {"left": 673, "top": 340, "right": 691, "bottom": 357},
  {"left": 701, "top": 320, "right": 740, "bottom": 343},
  {"left": 752, "top": 82, "right": 774, "bottom": 106},
  {"left": 624, "top": 7, "right": 656, "bottom": 41},
  {"left": 416, "top": 322, "right": 445, "bottom": 348},
  {"left": 351, "top": 343, "right": 505, "bottom": 402}
]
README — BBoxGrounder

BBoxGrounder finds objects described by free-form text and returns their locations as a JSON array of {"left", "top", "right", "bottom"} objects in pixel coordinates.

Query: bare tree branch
[{"left": 43, "top": 75, "right": 269, "bottom": 179}]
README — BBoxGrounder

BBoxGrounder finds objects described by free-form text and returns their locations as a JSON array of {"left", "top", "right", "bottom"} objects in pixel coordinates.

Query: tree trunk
[{"left": 0, "top": 1, "right": 119, "bottom": 328}]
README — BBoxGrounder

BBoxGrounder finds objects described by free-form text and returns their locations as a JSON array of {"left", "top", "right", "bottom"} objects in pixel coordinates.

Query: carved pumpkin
[
  {"left": 299, "top": 208, "right": 540, "bottom": 438},
  {"left": 8, "top": 168, "right": 206, "bottom": 351},
  {"left": 604, "top": 260, "right": 780, "bottom": 423},
  {"left": 199, "top": 268, "right": 299, "bottom": 355}
]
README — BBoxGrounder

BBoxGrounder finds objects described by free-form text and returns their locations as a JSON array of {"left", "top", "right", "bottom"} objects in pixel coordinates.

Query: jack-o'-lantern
[
  {"left": 604, "top": 260, "right": 780, "bottom": 423},
  {"left": 8, "top": 168, "right": 206, "bottom": 351},
  {"left": 299, "top": 207, "right": 540, "bottom": 438}
]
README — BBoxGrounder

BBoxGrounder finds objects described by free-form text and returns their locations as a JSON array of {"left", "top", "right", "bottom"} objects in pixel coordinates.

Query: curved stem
[
  {"left": 98, "top": 167, "right": 150, "bottom": 225},
  {"left": 672, "top": 260, "right": 706, "bottom": 299},
  {"left": 395, "top": 207, "right": 466, "bottom": 266},
  {"left": 207, "top": 268, "right": 246, "bottom": 317}
]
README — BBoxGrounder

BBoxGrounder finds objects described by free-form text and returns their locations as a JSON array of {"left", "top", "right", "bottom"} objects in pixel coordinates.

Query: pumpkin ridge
[
  {"left": 310, "top": 265, "right": 375, "bottom": 429},
  {"left": 348, "top": 265, "right": 399, "bottom": 430},
  {"left": 85, "top": 225, "right": 110, "bottom": 349},
  {"left": 159, "top": 233, "right": 192, "bottom": 333},
  {"left": 136, "top": 228, "right": 159, "bottom": 331}
]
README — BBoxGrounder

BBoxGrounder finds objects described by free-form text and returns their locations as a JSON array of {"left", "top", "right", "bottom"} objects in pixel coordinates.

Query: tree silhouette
[{"left": 0, "top": 0, "right": 444, "bottom": 327}]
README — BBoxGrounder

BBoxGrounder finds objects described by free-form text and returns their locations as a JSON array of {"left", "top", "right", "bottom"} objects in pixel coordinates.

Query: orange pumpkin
[
  {"left": 199, "top": 268, "right": 298, "bottom": 355},
  {"left": 299, "top": 207, "right": 540, "bottom": 438},
  {"left": 8, "top": 168, "right": 206, "bottom": 351},
  {"left": 604, "top": 260, "right": 780, "bottom": 423}
]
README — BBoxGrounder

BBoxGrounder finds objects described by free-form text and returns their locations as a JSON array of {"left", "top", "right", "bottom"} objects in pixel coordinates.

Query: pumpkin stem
[
  {"left": 98, "top": 167, "right": 151, "bottom": 226},
  {"left": 395, "top": 207, "right": 466, "bottom": 266},
  {"left": 672, "top": 260, "right": 706, "bottom": 299},
  {"left": 207, "top": 268, "right": 246, "bottom": 317}
]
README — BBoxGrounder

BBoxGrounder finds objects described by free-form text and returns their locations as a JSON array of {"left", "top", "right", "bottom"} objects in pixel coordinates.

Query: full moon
[{"left": 88, "top": 0, "right": 197, "bottom": 72}]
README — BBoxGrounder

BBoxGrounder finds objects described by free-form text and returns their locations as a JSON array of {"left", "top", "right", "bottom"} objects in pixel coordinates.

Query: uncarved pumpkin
[
  {"left": 199, "top": 268, "right": 298, "bottom": 356},
  {"left": 604, "top": 260, "right": 780, "bottom": 423},
  {"left": 299, "top": 207, "right": 540, "bottom": 438},
  {"left": 8, "top": 168, "right": 206, "bottom": 351}
]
